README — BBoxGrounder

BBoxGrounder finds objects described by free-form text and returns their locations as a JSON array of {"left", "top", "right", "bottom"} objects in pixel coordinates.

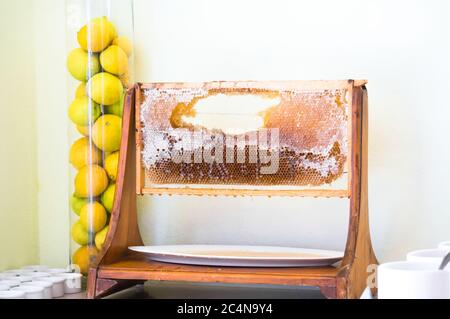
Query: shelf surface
[{"left": 98, "top": 253, "right": 341, "bottom": 288}]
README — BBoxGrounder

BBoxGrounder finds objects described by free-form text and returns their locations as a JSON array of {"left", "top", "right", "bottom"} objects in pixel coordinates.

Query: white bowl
[
  {"left": 438, "top": 241, "right": 450, "bottom": 253},
  {"left": 27, "top": 281, "right": 53, "bottom": 299},
  {"left": 0, "top": 291, "right": 26, "bottom": 299},
  {"left": 407, "top": 248, "right": 449, "bottom": 266},
  {"left": 11, "top": 285, "right": 45, "bottom": 299},
  {"left": 21, "top": 265, "right": 49, "bottom": 272},
  {"left": 0, "top": 284, "right": 10, "bottom": 291},
  {"left": 55, "top": 273, "right": 83, "bottom": 294},
  {"left": 0, "top": 279, "right": 21, "bottom": 287},
  {"left": 39, "top": 277, "right": 66, "bottom": 298}
]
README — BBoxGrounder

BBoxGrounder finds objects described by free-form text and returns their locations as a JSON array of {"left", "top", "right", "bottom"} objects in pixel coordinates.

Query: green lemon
[
  {"left": 68, "top": 96, "right": 101, "bottom": 126},
  {"left": 71, "top": 221, "right": 90, "bottom": 245},
  {"left": 101, "top": 184, "right": 116, "bottom": 213},
  {"left": 67, "top": 48, "right": 100, "bottom": 81}
]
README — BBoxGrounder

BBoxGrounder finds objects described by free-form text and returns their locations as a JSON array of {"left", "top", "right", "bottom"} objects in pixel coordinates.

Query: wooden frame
[
  {"left": 87, "top": 81, "right": 377, "bottom": 299},
  {"left": 135, "top": 80, "right": 356, "bottom": 198}
]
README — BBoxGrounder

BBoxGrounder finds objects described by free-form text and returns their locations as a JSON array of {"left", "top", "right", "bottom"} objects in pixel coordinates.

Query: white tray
[{"left": 129, "top": 245, "right": 344, "bottom": 267}]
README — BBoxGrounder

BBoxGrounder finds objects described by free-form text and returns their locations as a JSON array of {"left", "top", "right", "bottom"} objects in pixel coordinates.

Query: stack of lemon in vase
[{"left": 66, "top": 16, "right": 132, "bottom": 275}]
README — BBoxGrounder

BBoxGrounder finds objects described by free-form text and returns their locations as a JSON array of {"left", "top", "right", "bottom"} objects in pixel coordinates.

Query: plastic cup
[
  {"left": 28, "top": 281, "right": 53, "bottom": 299},
  {"left": 0, "top": 279, "right": 21, "bottom": 287},
  {"left": 0, "top": 291, "right": 26, "bottom": 299},
  {"left": 11, "top": 285, "right": 45, "bottom": 299},
  {"left": 39, "top": 277, "right": 66, "bottom": 298},
  {"left": 55, "top": 273, "right": 83, "bottom": 294},
  {"left": 22, "top": 265, "right": 50, "bottom": 272}
]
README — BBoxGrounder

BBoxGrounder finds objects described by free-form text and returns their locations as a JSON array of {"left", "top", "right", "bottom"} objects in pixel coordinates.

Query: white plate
[{"left": 129, "top": 245, "right": 343, "bottom": 267}]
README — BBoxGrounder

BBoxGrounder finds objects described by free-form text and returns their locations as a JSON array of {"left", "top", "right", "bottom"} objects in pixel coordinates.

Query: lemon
[
  {"left": 92, "top": 115, "right": 122, "bottom": 152},
  {"left": 69, "top": 137, "right": 103, "bottom": 169},
  {"left": 87, "top": 72, "right": 123, "bottom": 105},
  {"left": 112, "top": 36, "right": 133, "bottom": 57},
  {"left": 68, "top": 96, "right": 101, "bottom": 126},
  {"left": 70, "top": 194, "right": 89, "bottom": 216},
  {"left": 104, "top": 92, "right": 124, "bottom": 117},
  {"left": 104, "top": 151, "right": 119, "bottom": 181},
  {"left": 77, "top": 16, "right": 115, "bottom": 53},
  {"left": 76, "top": 125, "right": 90, "bottom": 136},
  {"left": 71, "top": 221, "right": 90, "bottom": 246},
  {"left": 100, "top": 45, "right": 129, "bottom": 75},
  {"left": 67, "top": 48, "right": 100, "bottom": 81},
  {"left": 72, "top": 245, "right": 98, "bottom": 275},
  {"left": 101, "top": 184, "right": 115, "bottom": 213},
  {"left": 74, "top": 165, "right": 109, "bottom": 198},
  {"left": 75, "top": 82, "right": 86, "bottom": 98},
  {"left": 80, "top": 201, "right": 107, "bottom": 233},
  {"left": 95, "top": 226, "right": 109, "bottom": 250}
]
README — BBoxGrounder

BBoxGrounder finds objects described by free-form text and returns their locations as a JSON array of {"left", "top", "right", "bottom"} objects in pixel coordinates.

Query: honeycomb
[{"left": 139, "top": 82, "right": 350, "bottom": 190}]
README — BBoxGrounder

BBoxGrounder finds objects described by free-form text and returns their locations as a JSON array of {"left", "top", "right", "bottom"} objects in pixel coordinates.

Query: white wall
[
  {"left": 0, "top": 0, "right": 39, "bottom": 270},
  {"left": 34, "top": 0, "right": 70, "bottom": 267},
  {"left": 133, "top": 0, "right": 450, "bottom": 262},
  {"left": 30, "top": 0, "right": 450, "bottom": 264}
]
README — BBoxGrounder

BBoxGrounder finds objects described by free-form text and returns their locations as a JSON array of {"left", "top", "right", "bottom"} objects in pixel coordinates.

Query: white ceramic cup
[
  {"left": 39, "top": 277, "right": 66, "bottom": 298},
  {"left": 11, "top": 285, "right": 45, "bottom": 299},
  {"left": 55, "top": 273, "right": 83, "bottom": 294},
  {"left": 378, "top": 261, "right": 450, "bottom": 299},
  {"left": 0, "top": 279, "right": 22, "bottom": 287},
  {"left": 438, "top": 241, "right": 450, "bottom": 253},
  {"left": 22, "top": 265, "right": 49, "bottom": 272},
  {"left": 28, "top": 281, "right": 53, "bottom": 299},
  {"left": 0, "top": 284, "right": 10, "bottom": 291},
  {"left": 407, "top": 249, "right": 449, "bottom": 267},
  {"left": 0, "top": 291, "right": 26, "bottom": 299}
]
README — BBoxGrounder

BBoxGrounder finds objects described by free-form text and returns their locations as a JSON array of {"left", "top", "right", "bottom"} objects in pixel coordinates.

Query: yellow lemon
[
  {"left": 70, "top": 194, "right": 89, "bottom": 216},
  {"left": 77, "top": 16, "right": 115, "bottom": 53},
  {"left": 95, "top": 226, "right": 109, "bottom": 250},
  {"left": 69, "top": 137, "right": 103, "bottom": 169},
  {"left": 112, "top": 36, "right": 133, "bottom": 57},
  {"left": 92, "top": 115, "right": 122, "bottom": 152},
  {"left": 76, "top": 125, "right": 90, "bottom": 136},
  {"left": 75, "top": 82, "right": 86, "bottom": 98},
  {"left": 74, "top": 165, "right": 109, "bottom": 198},
  {"left": 100, "top": 45, "right": 129, "bottom": 75},
  {"left": 87, "top": 72, "right": 123, "bottom": 105},
  {"left": 67, "top": 48, "right": 100, "bottom": 81},
  {"left": 104, "top": 151, "right": 119, "bottom": 181},
  {"left": 101, "top": 184, "right": 115, "bottom": 213},
  {"left": 104, "top": 92, "right": 124, "bottom": 117},
  {"left": 71, "top": 221, "right": 89, "bottom": 246},
  {"left": 68, "top": 96, "right": 101, "bottom": 126},
  {"left": 80, "top": 202, "right": 107, "bottom": 233},
  {"left": 72, "top": 245, "right": 98, "bottom": 275}
]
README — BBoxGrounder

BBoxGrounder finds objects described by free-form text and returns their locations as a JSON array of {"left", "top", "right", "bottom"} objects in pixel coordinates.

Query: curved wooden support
[
  {"left": 88, "top": 85, "right": 143, "bottom": 299},
  {"left": 337, "top": 86, "right": 378, "bottom": 299}
]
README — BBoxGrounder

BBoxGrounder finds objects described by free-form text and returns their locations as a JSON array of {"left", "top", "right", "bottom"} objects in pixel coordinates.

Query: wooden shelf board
[{"left": 98, "top": 253, "right": 340, "bottom": 287}]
